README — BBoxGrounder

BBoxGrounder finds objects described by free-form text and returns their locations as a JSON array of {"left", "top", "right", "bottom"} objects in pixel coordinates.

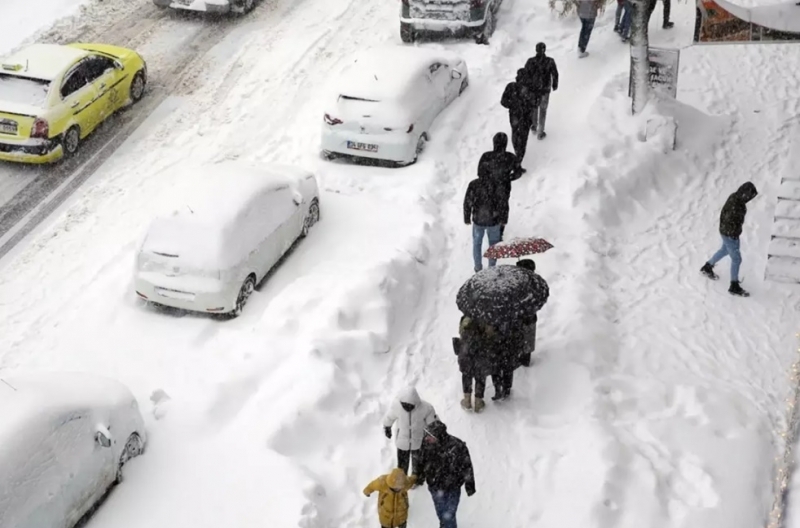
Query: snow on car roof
[
  {"left": 336, "top": 46, "right": 460, "bottom": 102},
  {"left": 0, "top": 43, "right": 89, "bottom": 81}
]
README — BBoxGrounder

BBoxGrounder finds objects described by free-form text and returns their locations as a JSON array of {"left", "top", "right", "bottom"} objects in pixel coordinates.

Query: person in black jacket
[
  {"left": 501, "top": 69, "right": 534, "bottom": 166},
  {"left": 522, "top": 42, "right": 559, "bottom": 140},
  {"left": 515, "top": 259, "right": 541, "bottom": 367},
  {"left": 477, "top": 132, "right": 523, "bottom": 239},
  {"left": 417, "top": 421, "right": 476, "bottom": 528},
  {"left": 491, "top": 321, "right": 523, "bottom": 401},
  {"left": 700, "top": 182, "right": 758, "bottom": 297},
  {"left": 464, "top": 170, "right": 507, "bottom": 272},
  {"left": 456, "top": 315, "right": 499, "bottom": 413}
]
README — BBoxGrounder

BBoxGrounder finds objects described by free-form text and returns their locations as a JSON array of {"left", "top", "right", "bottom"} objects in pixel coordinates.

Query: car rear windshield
[{"left": 0, "top": 74, "right": 50, "bottom": 107}]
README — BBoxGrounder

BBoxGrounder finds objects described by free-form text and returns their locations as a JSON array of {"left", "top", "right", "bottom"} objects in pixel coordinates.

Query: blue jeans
[
  {"left": 578, "top": 17, "right": 596, "bottom": 52},
  {"left": 620, "top": 1, "right": 632, "bottom": 37},
  {"left": 708, "top": 235, "right": 742, "bottom": 282},
  {"left": 430, "top": 488, "right": 461, "bottom": 528},
  {"left": 472, "top": 224, "right": 502, "bottom": 271},
  {"left": 614, "top": 2, "right": 623, "bottom": 28}
]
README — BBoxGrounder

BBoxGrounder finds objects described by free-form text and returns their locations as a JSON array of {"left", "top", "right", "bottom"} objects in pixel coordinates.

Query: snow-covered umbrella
[
  {"left": 483, "top": 237, "right": 554, "bottom": 260},
  {"left": 456, "top": 265, "right": 549, "bottom": 327}
]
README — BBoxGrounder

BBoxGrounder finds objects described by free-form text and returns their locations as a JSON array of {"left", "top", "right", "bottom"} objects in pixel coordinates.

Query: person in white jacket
[{"left": 384, "top": 387, "right": 438, "bottom": 477}]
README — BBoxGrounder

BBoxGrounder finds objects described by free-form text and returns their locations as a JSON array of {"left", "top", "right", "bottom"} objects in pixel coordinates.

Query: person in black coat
[
  {"left": 516, "top": 259, "right": 543, "bottom": 367},
  {"left": 500, "top": 69, "right": 535, "bottom": 166},
  {"left": 492, "top": 321, "right": 523, "bottom": 401},
  {"left": 477, "top": 132, "right": 523, "bottom": 239},
  {"left": 416, "top": 421, "right": 476, "bottom": 528},
  {"left": 700, "top": 181, "right": 758, "bottom": 297},
  {"left": 464, "top": 170, "right": 508, "bottom": 272},
  {"left": 456, "top": 315, "right": 499, "bottom": 413},
  {"left": 522, "top": 42, "right": 559, "bottom": 140}
]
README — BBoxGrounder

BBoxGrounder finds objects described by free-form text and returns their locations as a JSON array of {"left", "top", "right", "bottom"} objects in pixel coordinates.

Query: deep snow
[{"left": 0, "top": 0, "right": 799, "bottom": 527}]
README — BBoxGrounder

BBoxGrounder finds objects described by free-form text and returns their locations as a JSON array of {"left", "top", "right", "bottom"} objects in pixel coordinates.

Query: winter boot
[
  {"left": 663, "top": 21, "right": 675, "bottom": 28},
  {"left": 473, "top": 397, "right": 486, "bottom": 413},
  {"left": 491, "top": 389, "right": 504, "bottom": 401},
  {"left": 460, "top": 393, "right": 472, "bottom": 410},
  {"left": 700, "top": 262, "right": 719, "bottom": 280},
  {"left": 729, "top": 281, "right": 750, "bottom": 297},
  {"left": 578, "top": 50, "right": 589, "bottom": 58},
  {"left": 537, "top": 131, "right": 547, "bottom": 140}
]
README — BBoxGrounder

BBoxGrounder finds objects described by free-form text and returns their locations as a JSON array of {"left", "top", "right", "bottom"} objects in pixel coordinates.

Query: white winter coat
[{"left": 383, "top": 387, "right": 438, "bottom": 451}]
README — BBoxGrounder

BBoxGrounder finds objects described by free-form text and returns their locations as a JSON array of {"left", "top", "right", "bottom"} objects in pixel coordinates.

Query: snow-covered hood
[{"left": 397, "top": 386, "right": 421, "bottom": 406}]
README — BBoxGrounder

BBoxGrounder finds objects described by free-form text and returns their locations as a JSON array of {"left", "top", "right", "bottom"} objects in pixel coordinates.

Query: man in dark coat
[
  {"left": 456, "top": 315, "right": 499, "bottom": 413},
  {"left": 464, "top": 169, "right": 508, "bottom": 272},
  {"left": 416, "top": 421, "right": 476, "bottom": 528},
  {"left": 500, "top": 69, "right": 534, "bottom": 166},
  {"left": 477, "top": 132, "right": 523, "bottom": 239},
  {"left": 492, "top": 322, "right": 523, "bottom": 401},
  {"left": 700, "top": 182, "right": 758, "bottom": 297},
  {"left": 522, "top": 42, "right": 559, "bottom": 140},
  {"left": 515, "top": 258, "right": 543, "bottom": 367}
]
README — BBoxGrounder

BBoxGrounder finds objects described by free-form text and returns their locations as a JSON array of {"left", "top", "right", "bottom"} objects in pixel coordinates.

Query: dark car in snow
[{"left": 400, "top": 0, "right": 503, "bottom": 44}]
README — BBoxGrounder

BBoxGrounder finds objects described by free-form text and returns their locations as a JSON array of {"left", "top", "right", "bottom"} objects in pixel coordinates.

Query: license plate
[
  {"left": 155, "top": 287, "right": 195, "bottom": 301},
  {"left": 0, "top": 121, "right": 17, "bottom": 135},
  {"left": 346, "top": 141, "right": 378, "bottom": 153}
]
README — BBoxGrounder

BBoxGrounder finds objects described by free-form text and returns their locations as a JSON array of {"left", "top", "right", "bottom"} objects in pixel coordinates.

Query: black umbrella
[{"left": 456, "top": 265, "right": 549, "bottom": 327}]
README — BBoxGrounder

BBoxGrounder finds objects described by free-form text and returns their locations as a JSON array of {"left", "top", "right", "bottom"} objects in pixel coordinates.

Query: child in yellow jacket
[{"left": 363, "top": 467, "right": 417, "bottom": 528}]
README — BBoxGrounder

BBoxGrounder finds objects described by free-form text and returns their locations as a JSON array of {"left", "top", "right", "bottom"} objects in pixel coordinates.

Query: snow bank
[{"left": 0, "top": 0, "right": 87, "bottom": 56}]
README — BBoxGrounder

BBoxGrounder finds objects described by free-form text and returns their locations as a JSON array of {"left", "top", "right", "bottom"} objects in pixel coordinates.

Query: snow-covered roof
[
  {"left": 0, "top": 43, "right": 88, "bottom": 81},
  {"left": 336, "top": 46, "right": 459, "bottom": 102}
]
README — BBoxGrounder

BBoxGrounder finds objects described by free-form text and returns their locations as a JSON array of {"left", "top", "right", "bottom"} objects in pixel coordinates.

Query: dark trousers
[
  {"left": 509, "top": 112, "right": 532, "bottom": 162},
  {"left": 663, "top": 0, "right": 671, "bottom": 23},
  {"left": 499, "top": 224, "right": 505, "bottom": 240},
  {"left": 461, "top": 373, "right": 487, "bottom": 398},
  {"left": 520, "top": 321, "right": 537, "bottom": 367},
  {"left": 578, "top": 17, "right": 596, "bottom": 52},
  {"left": 492, "top": 367, "right": 514, "bottom": 396},
  {"left": 397, "top": 448, "right": 420, "bottom": 476}
]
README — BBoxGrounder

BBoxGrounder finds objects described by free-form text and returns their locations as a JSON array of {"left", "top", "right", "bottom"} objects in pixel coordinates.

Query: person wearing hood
[
  {"left": 522, "top": 42, "right": 559, "bottom": 140},
  {"left": 416, "top": 421, "right": 476, "bottom": 528},
  {"left": 464, "top": 167, "right": 509, "bottom": 272},
  {"left": 700, "top": 182, "right": 758, "bottom": 297},
  {"left": 384, "top": 386, "right": 438, "bottom": 476},
  {"left": 364, "top": 467, "right": 417, "bottom": 528},
  {"left": 500, "top": 69, "right": 535, "bottom": 167},
  {"left": 477, "top": 132, "right": 522, "bottom": 240}
]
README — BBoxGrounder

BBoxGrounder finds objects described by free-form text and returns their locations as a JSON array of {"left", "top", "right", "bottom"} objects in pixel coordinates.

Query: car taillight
[
  {"left": 407, "top": 124, "right": 414, "bottom": 133},
  {"left": 324, "top": 113, "right": 342, "bottom": 126},
  {"left": 30, "top": 118, "right": 48, "bottom": 139}
]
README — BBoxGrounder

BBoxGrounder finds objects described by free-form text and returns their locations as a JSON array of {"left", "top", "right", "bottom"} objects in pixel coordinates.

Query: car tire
[
  {"left": 129, "top": 71, "right": 146, "bottom": 104},
  {"left": 400, "top": 22, "right": 415, "bottom": 43},
  {"left": 301, "top": 199, "right": 320, "bottom": 237},
  {"left": 475, "top": 8, "right": 495, "bottom": 45},
  {"left": 116, "top": 433, "right": 144, "bottom": 483},
  {"left": 321, "top": 150, "right": 337, "bottom": 161},
  {"left": 415, "top": 132, "right": 428, "bottom": 159},
  {"left": 62, "top": 126, "right": 80, "bottom": 158},
  {"left": 230, "top": 275, "right": 256, "bottom": 318}
]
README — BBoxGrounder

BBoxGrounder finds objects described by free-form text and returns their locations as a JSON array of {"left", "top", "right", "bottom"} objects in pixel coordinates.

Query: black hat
[
  {"left": 424, "top": 420, "right": 447, "bottom": 439},
  {"left": 536, "top": 42, "right": 546, "bottom": 54}
]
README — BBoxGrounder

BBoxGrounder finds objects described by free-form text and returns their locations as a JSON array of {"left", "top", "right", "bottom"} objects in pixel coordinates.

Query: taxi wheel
[
  {"left": 130, "top": 71, "right": 146, "bottom": 103},
  {"left": 63, "top": 127, "right": 80, "bottom": 158}
]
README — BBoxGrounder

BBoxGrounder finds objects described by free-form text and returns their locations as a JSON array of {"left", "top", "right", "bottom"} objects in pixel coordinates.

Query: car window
[
  {"left": 60, "top": 62, "right": 91, "bottom": 98},
  {"left": 84, "top": 56, "right": 116, "bottom": 84},
  {"left": 0, "top": 74, "right": 50, "bottom": 107}
]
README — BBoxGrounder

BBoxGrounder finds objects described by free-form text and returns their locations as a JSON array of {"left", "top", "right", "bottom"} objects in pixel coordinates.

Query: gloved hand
[
  {"left": 466, "top": 484, "right": 476, "bottom": 497},
  {"left": 466, "top": 488, "right": 476, "bottom": 497},
  {"left": 384, "top": 427, "right": 392, "bottom": 439}
]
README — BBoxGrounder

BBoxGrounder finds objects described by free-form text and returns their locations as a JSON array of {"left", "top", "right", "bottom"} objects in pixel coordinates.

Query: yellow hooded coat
[{"left": 363, "top": 468, "right": 417, "bottom": 528}]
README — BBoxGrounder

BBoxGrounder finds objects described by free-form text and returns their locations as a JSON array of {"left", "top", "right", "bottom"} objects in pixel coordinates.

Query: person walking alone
[
  {"left": 576, "top": 0, "right": 602, "bottom": 57},
  {"left": 500, "top": 71, "right": 534, "bottom": 167},
  {"left": 522, "top": 42, "right": 558, "bottom": 140},
  {"left": 700, "top": 182, "right": 758, "bottom": 297},
  {"left": 416, "top": 421, "right": 476, "bottom": 528},
  {"left": 477, "top": 132, "right": 521, "bottom": 239},
  {"left": 363, "top": 468, "right": 417, "bottom": 528},
  {"left": 464, "top": 167, "right": 508, "bottom": 272},
  {"left": 383, "top": 387, "right": 438, "bottom": 477}
]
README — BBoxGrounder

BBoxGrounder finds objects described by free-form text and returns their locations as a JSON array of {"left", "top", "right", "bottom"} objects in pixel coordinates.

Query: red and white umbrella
[{"left": 483, "top": 237, "right": 554, "bottom": 260}]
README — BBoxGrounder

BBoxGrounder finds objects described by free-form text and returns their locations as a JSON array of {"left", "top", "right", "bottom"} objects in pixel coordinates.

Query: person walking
[
  {"left": 383, "top": 387, "right": 438, "bottom": 477},
  {"left": 491, "top": 321, "right": 523, "bottom": 400},
  {"left": 700, "top": 182, "right": 758, "bottom": 297},
  {"left": 500, "top": 71, "right": 534, "bottom": 167},
  {"left": 464, "top": 168, "right": 508, "bottom": 272},
  {"left": 477, "top": 132, "right": 521, "bottom": 239},
  {"left": 363, "top": 467, "right": 417, "bottom": 528},
  {"left": 515, "top": 259, "right": 544, "bottom": 367},
  {"left": 576, "top": 0, "right": 602, "bottom": 57},
  {"left": 455, "top": 315, "right": 498, "bottom": 413},
  {"left": 522, "top": 42, "right": 559, "bottom": 140},
  {"left": 416, "top": 421, "right": 476, "bottom": 528}
]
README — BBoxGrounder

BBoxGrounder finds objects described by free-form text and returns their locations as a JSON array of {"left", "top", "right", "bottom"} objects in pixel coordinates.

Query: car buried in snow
[
  {"left": 0, "top": 372, "right": 146, "bottom": 528},
  {"left": 400, "top": 0, "right": 503, "bottom": 44},
  {"left": 320, "top": 46, "right": 468, "bottom": 167},
  {"left": 0, "top": 43, "right": 147, "bottom": 164},
  {"left": 134, "top": 162, "right": 320, "bottom": 318},
  {"left": 152, "top": 0, "right": 257, "bottom": 15}
]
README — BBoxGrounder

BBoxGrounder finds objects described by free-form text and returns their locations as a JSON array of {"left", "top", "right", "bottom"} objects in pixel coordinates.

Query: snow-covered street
[{"left": 1, "top": 0, "right": 800, "bottom": 526}]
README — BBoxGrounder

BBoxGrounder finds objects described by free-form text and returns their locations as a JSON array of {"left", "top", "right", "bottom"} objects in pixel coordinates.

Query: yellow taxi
[{"left": 0, "top": 43, "right": 147, "bottom": 164}]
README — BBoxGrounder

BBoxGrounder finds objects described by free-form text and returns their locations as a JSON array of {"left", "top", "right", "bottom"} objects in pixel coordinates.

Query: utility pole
[{"left": 630, "top": 0, "right": 650, "bottom": 114}]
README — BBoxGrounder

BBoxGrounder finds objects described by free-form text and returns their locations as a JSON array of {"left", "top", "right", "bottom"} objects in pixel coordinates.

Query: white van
[{"left": 134, "top": 161, "right": 320, "bottom": 317}]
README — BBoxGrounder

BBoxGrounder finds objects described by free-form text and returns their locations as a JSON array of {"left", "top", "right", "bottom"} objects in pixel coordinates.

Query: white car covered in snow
[
  {"left": 321, "top": 46, "right": 468, "bottom": 166},
  {"left": 0, "top": 372, "right": 146, "bottom": 528},
  {"left": 135, "top": 162, "right": 320, "bottom": 317},
  {"left": 152, "top": 0, "right": 257, "bottom": 15}
]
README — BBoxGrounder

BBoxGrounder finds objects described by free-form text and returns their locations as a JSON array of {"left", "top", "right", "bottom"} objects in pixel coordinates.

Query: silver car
[{"left": 399, "top": 0, "right": 504, "bottom": 44}]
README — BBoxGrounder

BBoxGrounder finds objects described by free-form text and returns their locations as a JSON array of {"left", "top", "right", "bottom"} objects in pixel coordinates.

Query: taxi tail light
[{"left": 30, "top": 118, "right": 49, "bottom": 139}]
